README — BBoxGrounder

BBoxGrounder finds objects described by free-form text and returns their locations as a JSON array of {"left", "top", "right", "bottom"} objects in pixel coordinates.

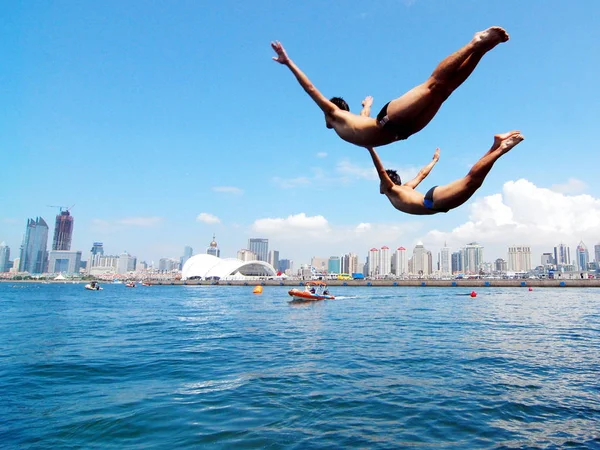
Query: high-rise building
[
  {"left": 206, "top": 234, "right": 220, "bottom": 257},
  {"left": 541, "top": 253, "right": 555, "bottom": 267},
  {"left": 117, "top": 251, "right": 136, "bottom": 274},
  {"left": 594, "top": 244, "right": 600, "bottom": 263},
  {"left": 439, "top": 243, "right": 451, "bottom": 275},
  {"left": 508, "top": 245, "right": 532, "bottom": 272},
  {"left": 0, "top": 242, "right": 10, "bottom": 272},
  {"left": 268, "top": 250, "right": 280, "bottom": 271},
  {"left": 328, "top": 256, "right": 341, "bottom": 274},
  {"left": 367, "top": 248, "right": 379, "bottom": 277},
  {"left": 237, "top": 249, "right": 257, "bottom": 261},
  {"left": 279, "top": 259, "right": 292, "bottom": 274},
  {"left": 341, "top": 253, "right": 359, "bottom": 275},
  {"left": 19, "top": 217, "right": 49, "bottom": 273},
  {"left": 462, "top": 242, "right": 484, "bottom": 274},
  {"left": 311, "top": 257, "right": 328, "bottom": 273},
  {"left": 159, "top": 258, "right": 179, "bottom": 272},
  {"left": 87, "top": 254, "right": 119, "bottom": 275},
  {"left": 248, "top": 238, "right": 268, "bottom": 262},
  {"left": 495, "top": 258, "right": 507, "bottom": 272},
  {"left": 392, "top": 247, "right": 407, "bottom": 276},
  {"left": 575, "top": 241, "right": 589, "bottom": 271},
  {"left": 379, "top": 246, "right": 391, "bottom": 276},
  {"left": 554, "top": 243, "right": 571, "bottom": 266},
  {"left": 451, "top": 251, "right": 462, "bottom": 273},
  {"left": 411, "top": 243, "right": 432, "bottom": 276},
  {"left": 52, "top": 209, "right": 74, "bottom": 251},
  {"left": 48, "top": 251, "right": 82, "bottom": 274},
  {"left": 90, "top": 242, "right": 104, "bottom": 256},
  {"left": 181, "top": 246, "right": 194, "bottom": 269}
]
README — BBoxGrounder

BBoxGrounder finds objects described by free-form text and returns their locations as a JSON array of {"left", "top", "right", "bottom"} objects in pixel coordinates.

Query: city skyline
[
  {"left": 1, "top": 211, "right": 598, "bottom": 274},
  {"left": 2, "top": 2, "right": 600, "bottom": 268}
]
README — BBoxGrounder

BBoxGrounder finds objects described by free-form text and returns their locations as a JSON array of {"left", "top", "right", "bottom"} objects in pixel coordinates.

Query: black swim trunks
[
  {"left": 376, "top": 102, "right": 412, "bottom": 141},
  {"left": 423, "top": 186, "right": 450, "bottom": 213}
]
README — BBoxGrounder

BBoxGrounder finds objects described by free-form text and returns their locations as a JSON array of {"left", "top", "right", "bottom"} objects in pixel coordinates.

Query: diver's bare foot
[
  {"left": 472, "top": 26, "right": 509, "bottom": 50},
  {"left": 496, "top": 132, "right": 524, "bottom": 154},
  {"left": 492, "top": 130, "right": 520, "bottom": 150}
]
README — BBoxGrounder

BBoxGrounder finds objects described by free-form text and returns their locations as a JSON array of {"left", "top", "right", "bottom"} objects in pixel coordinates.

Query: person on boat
[
  {"left": 271, "top": 27, "right": 509, "bottom": 148},
  {"left": 367, "top": 131, "right": 524, "bottom": 215}
]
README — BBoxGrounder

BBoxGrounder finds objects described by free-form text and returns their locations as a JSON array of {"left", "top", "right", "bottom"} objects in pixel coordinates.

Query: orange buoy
[
  {"left": 470, "top": 291, "right": 477, "bottom": 298},
  {"left": 253, "top": 285, "right": 263, "bottom": 294}
]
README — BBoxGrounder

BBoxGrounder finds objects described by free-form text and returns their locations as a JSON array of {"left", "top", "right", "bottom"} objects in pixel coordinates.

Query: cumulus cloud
[
  {"left": 251, "top": 213, "right": 425, "bottom": 259},
  {"left": 424, "top": 179, "right": 600, "bottom": 253},
  {"left": 356, "top": 223, "right": 372, "bottom": 232},
  {"left": 212, "top": 186, "right": 243, "bottom": 195},
  {"left": 253, "top": 213, "right": 330, "bottom": 237},
  {"left": 551, "top": 178, "right": 587, "bottom": 194},
  {"left": 197, "top": 213, "right": 221, "bottom": 224}
]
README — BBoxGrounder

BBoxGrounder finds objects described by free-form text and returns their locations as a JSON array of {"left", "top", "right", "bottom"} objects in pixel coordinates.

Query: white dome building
[{"left": 181, "top": 254, "right": 278, "bottom": 280}]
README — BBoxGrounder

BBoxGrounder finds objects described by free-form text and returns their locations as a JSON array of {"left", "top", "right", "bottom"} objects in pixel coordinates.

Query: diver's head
[
  {"left": 330, "top": 97, "right": 349, "bottom": 111},
  {"left": 382, "top": 169, "right": 401, "bottom": 193},
  {"left": 326, "top": 97, "right": 349, "bottom": 128}
]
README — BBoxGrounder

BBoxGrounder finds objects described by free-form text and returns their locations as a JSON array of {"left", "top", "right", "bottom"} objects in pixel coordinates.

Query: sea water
[{"left": 1, "top": 283, "right": 599, "bottom": 449}]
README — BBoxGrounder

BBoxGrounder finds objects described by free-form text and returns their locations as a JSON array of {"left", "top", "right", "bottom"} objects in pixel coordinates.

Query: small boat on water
[
  {"left": 288, "top": 281, "right": 335, "bottom": 301},
  {"left": 85, "top": 281, "right": 103, "bottom": 291},
  {"left": 124, "top": 281, "right": 136, "bottom": 288}
]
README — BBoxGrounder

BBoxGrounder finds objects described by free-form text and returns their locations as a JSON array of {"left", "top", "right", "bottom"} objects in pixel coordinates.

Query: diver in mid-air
[
  {"left": 366, "top": 131, "right": 524, "bottom": 215},
  {"left": 271, "top": 27, "right": 509, "bottom": 148}
]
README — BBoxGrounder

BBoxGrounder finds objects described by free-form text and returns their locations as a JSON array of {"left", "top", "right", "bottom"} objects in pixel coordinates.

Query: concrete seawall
[{"left": 147, "top": 279, "right": 600, "bottom": 288}]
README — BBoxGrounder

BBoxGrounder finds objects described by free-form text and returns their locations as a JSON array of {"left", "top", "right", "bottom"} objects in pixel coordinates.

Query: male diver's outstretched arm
[
  {"left": 360, "top": 96, "right": 373, "bottom": 117},
  {"left": 367, "top": 147, "right": 395, "bottom": 193},
  {"left": 271, "top": 41, "right": 338, "bottom": 115},
  {"left": 403, "top": 148, "right": 440, "bottom": 189}
]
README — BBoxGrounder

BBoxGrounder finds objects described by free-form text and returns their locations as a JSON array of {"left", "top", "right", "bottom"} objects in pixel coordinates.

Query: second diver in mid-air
[{"left": 366, "top": 131, "right": 524, "bottom": 215}]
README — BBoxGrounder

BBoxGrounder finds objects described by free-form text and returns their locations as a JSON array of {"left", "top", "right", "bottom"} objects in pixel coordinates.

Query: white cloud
[
  {"left": 356, "top": 223, "right": 372, "bottom": 232},
  {"left": 336, "top": 159, "right": 377, "bottom": 181},
  {"left": 196, "top": 213, "right": 221, "bottom": 224},
  {"left": 423, "top": 179, "right": 600, "bottom": 254},
  {"left": 551, "top": 178, "right": 587, "bottom": 194},
  {"left": 252, "top": 213, "right": 330, "bottom": 238},
  {"left": 316, "top": 152, "right": 328, "bottom": 158},
  {"left": 212, "top": 186, "right": 243, "bottom": 195},
  {"left": 251, "top": 213, "right": 425, "bottom": 260}
]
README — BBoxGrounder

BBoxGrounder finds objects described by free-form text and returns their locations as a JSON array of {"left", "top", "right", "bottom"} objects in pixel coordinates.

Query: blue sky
[{"left": 2, "top": 0, "right": 599, "bottom": 266}]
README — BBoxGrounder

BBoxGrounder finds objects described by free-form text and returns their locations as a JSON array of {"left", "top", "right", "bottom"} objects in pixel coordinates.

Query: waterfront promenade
[
  {"left": 122, "top": 279, "right": 600, "bottom": 288},
  {"left": 3, "top": 279, "right": 599, "bottom": 288}
]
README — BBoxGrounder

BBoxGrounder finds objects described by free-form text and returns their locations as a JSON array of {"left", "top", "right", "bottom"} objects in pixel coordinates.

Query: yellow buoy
[{"left": 253, "top": 285, "right": 263, "bottom": 294}]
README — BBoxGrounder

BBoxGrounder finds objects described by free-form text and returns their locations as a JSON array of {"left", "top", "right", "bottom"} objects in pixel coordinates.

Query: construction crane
[{"left": 47, "top": 204, "right": 75, "bottom": 213}]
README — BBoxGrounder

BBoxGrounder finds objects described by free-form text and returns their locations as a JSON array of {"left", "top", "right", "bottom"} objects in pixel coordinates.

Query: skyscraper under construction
[{"left": 52, "top": 209, "right": 74, "bottom": 251}]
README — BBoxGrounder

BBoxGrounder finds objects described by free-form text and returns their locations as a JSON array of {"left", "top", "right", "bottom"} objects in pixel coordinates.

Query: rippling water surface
[{"left": 1, "top": 283, "right": 599, "bottom": 449}]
